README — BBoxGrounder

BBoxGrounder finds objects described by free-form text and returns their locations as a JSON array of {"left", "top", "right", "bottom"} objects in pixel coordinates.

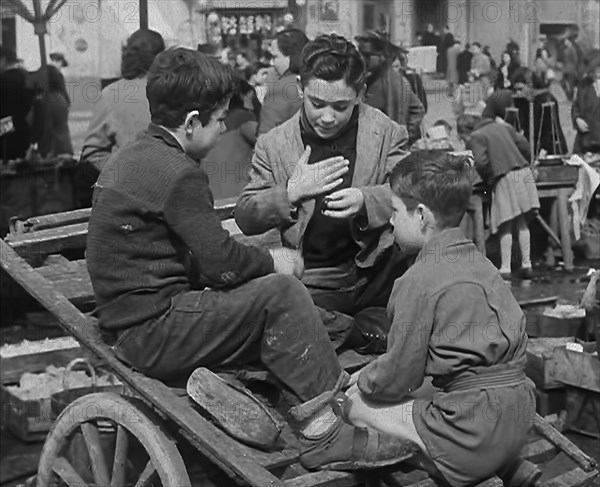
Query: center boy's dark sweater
[
  {"left": 300, "top": 107, "right": 360, "bottom": 270},
  {"left": 87, "top": 124, "right": 274, "bottom": 330}
]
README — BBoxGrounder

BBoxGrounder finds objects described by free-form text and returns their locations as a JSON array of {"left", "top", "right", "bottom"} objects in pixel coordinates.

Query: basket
[{"left": 50, "top": 358, "right": 124, "bottom": 419}]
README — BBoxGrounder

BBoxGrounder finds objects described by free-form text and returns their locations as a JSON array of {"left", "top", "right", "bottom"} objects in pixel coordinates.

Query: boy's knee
[{"left": 261, "top": 274, "right": 310, "bottom": 300}]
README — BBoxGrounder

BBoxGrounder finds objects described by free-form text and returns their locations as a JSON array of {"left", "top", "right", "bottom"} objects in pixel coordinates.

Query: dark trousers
[
  {"left": 112, "top": 274, "right": 341, "bottom": 402},
  {"left": 305, "top": 245, "right": 413, "bottom": 315},
  {"left": 303, "top": 246, "right": 414, "bottom": 350}
]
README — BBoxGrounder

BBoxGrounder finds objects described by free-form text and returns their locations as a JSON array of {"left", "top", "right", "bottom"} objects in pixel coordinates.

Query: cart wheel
[{"left": 37, "top": 392, "right": 191, "bottom": 487}]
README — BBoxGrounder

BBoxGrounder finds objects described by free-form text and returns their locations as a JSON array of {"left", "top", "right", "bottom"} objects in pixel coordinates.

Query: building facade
[{"left": 2, "top": 0, "right": 598, "bottom": 77}]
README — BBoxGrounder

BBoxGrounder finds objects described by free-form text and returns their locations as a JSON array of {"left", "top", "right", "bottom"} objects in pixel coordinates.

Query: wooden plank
[
  {"left": 533, "top": 414, "right": 597, "bottom": 472},
  {"left": 36, "top": 259, "right": 94, "bottom": 305},
  {"left": 284, "top": 471, "right": 361, "bottom": 487},
  {"left": 9, "top": 197, "right": 238, "bottom": 235},
  {"left": 1, "top": 346, "right": 83, "bottom": 383},
  {"left": 6, "top": 219, "right": 278, "bottom": 262},
  {"left": 551, "top": 347, "right": 600, "bottom": 393},
  {"left": 11, "top": 208, "right": 92, "bottom": 234},
  {"left": 5, "top": 222, "right": 88, "bottom": 259},
  {"left": 540, "top": 468, "right": 599, "bottom": 487},
  {"left": 0, "top": 239, "right": 285, "bottom": 487}
]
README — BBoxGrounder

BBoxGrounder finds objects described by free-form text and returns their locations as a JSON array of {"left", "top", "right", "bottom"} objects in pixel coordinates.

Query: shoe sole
[{"left": 323, "top": 450, "right": 416, "bottom": 471}]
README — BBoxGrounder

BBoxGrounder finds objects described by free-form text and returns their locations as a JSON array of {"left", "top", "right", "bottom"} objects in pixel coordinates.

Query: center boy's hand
[
  {"left": 287, "top": 146, "right": 349, "bottom": 205},
  {"left": 322, "top": 188, "right": 365, "bottom": 219},
  {"left": 269, "top": 247, "right": 304, "bottom": 279}
]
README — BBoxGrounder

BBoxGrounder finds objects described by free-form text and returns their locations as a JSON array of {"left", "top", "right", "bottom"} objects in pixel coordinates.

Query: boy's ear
[
  {"left": 417, "top": 204, "right": 434, "bottom": 229},
  {"left": 184, "top": 110, "right": 201, "bottom": 134}
]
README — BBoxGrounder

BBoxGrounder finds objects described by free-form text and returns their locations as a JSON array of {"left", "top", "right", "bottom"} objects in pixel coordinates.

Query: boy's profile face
[
  {"left": 185, "top": 98, "right": 230, "bottom": 159},
  {"left": 390, "top": 195, "right": 426, "bottom": 253}
]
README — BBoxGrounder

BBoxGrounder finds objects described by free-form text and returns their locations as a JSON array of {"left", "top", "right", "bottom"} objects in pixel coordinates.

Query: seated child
[
  {"left": 342, "top": 150, "right": 538, "bottom": 486},
  {"left": 457, "top": 114, "right": 540, "bottom": 279}
]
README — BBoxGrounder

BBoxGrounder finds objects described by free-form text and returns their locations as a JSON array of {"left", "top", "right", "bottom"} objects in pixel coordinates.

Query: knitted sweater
[{"left": 87, "top": 124, "right": 274, "bottom": 330}]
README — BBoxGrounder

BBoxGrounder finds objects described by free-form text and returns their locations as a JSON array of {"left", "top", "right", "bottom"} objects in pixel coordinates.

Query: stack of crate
[
  {"left": 551, "top": 343, "right": 600, "bottom": 439},
  {"left": 525, "top": 337, "right": 574, "bottom": 416}
]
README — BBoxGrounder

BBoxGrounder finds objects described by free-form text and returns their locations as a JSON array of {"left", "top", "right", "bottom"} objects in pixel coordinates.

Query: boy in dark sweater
[{"left": 86, "top": 48, "right": 339, "bottom": 399}]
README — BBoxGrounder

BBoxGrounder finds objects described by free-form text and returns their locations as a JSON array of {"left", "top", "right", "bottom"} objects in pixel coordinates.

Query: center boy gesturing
[{"left": 235, "top": 34, "right": 411, "bottom": 349}]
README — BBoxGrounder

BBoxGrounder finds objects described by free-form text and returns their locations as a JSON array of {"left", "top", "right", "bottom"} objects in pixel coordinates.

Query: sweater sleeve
[
  {"left": 357, "top": 276, "right": 432, "bottom": 403},
  {"left": 164, "top": 168, "right": 274, "bottom": 289}
]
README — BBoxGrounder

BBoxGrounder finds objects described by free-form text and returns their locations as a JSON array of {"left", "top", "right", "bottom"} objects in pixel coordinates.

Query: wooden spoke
[
  {"left": 51, "top": 457, "right": 86, "bottom": 487},
  {"left": 111, "top": 425, "right": 129, "bottom": 487},
  {"left": 134, "top": 459, "right": 157, "bottom": 487},
  {"left": 81, "top": 422, "right": 111, "bottom": 486}
]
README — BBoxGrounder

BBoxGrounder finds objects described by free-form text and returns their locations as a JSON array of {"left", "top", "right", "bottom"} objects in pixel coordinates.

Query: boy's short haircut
[
  {"left": 146, "top": 48, "right": 237, "bottom": 129},
  {"left": 389, "top": 150, "right": 473, "bottom": 228},
  {"left": 300, "top": 34, "right": 366, "bottom": 92},
  {"left": 244, "top": 62, "right": 269, "bottom": 81},
  {"left": 433, "top": 119, "right": 453, "bottom": 132},
  {"left": 456, "top": 114, "right": 481, "bottom": 136}
]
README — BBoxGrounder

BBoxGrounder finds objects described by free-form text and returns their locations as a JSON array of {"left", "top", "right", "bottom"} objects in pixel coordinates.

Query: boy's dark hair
[
  {"left": 300, "top": 34, "right": 366, "bottom": 92},
  {"left": 121, "top": 29, "right": 165, "bottom": 80},
  {"left": 456, "top": 114, "right": 481, "bottom": 136},
  {"left": 275, "top": 29, "right": 309, "bottom": 74},
  {"left": 390, "top": 150, "right": 473, "bottom": 228},
  {"left": 472, "top": 42, "right": 482, "bottom": 49},
  {"left": 244, "top": 62, "right": 269, "bottom": 81},
  {"left": 146, "top": 48, "right": 237, "bottom": 129},
  {"left": 433, "top": 119, "right": 452, "bottom": 132}
]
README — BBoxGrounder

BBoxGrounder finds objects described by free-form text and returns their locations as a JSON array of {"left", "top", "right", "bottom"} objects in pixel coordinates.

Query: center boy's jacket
[{"left": 235, "top": 103, "right": 409, "bottom": 269}]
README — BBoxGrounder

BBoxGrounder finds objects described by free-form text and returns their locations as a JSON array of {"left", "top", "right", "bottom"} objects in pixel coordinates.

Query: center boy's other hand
[
  {"left": 322, "top": 188, "right": 365, "bottom": 219},
  {"left": 269, "top": 247, "right": 304, "bottom": 279},
  {"left": 287, "top": 146, "right": 349, "bottom": 205}
]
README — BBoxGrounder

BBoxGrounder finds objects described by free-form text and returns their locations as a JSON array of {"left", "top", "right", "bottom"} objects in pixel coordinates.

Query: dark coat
[
  {"left": 0, "top": 67, "right": 34, "bottom": 160},
  {"left": 364, "top": 66, "right": 425, "bottom": 145},
  {"left": 468, "top": 118, "right": 531, "bottom": 186},
  {"left": 257, "top": 71, "right": 302, "bottom": 136},
  {"left": 572, "top": 77, "right": 600, "bottom": 153}
]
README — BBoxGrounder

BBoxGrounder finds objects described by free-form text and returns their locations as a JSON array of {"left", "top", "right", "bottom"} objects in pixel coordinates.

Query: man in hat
[
  {"left": 355, "top": 31, "right": 424, "bottom": 145},
  {"left": 572, "top": 50, "right": 600, "bottom": 153},
  {"left": 49, "top": 52, "right": 68, "bottom": 71},
  {"left": 0, "top": 45, "right": 34, "bottom": 160}
]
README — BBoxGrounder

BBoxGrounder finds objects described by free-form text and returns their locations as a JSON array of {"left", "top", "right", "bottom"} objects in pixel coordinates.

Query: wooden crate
[
  {"left": 525, "top": 309, "right": 585, "bottom": 338},
  {"left": 536, "top": 165, "right": 579, "bottom": 185},
  {"left": 535, "top": 388, "right": 566, "bottom": 416},
  {"left": 550, "top": 343, "right": 600, "bottom": 393},
  {"left": 565, "top": 387, "right": 600, "bottom": 438},
  {"left": 526, "top": 337, "right": 575, "bottom": 389},
  {"left": 0, "top": 345, "right": 84, "bottom": 442},
  {"left": 550, "top": 343, "right": 600, "bottom": 438}
]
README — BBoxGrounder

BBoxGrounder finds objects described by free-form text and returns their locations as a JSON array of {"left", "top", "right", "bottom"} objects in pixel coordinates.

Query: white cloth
[{"left": 567, "top": 154, "right": 600, "bottom": 240}]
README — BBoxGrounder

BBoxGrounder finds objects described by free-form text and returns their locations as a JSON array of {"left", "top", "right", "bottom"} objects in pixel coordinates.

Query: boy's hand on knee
[{"left": 269, "top": 248, "right": 304, "bottom": 279}]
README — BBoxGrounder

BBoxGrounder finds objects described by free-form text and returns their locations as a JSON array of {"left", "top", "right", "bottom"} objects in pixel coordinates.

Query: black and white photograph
[{"left": 0, "top": 1, "right": 599, "bottom": 486}]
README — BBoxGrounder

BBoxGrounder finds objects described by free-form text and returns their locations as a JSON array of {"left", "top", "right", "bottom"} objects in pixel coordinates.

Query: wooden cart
[{"left": 1, "top": 201, "right": 598, "bottom": 487}]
